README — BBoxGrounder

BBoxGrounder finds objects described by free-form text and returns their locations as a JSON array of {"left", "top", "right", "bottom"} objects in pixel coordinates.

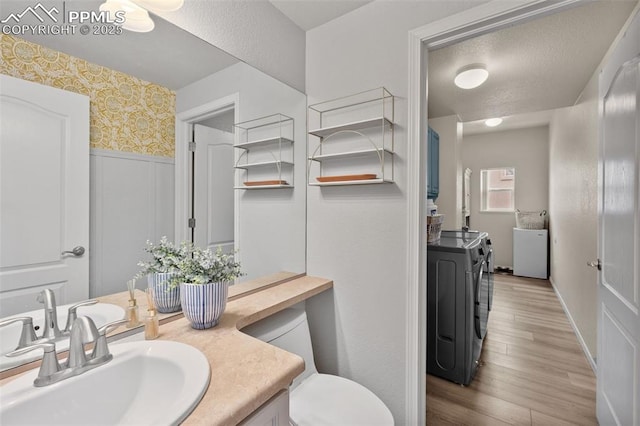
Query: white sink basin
[
  {"left": 0, "top": 303, "right": 125, "bottom": 370},
  {"left": 0, "top": 340, "right": 211, "bottom": 425}
]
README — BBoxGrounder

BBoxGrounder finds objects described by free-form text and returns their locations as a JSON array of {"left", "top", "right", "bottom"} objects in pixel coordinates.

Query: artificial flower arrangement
[{"left": 137, "top": 237, "right": 242, "bottom": 327}]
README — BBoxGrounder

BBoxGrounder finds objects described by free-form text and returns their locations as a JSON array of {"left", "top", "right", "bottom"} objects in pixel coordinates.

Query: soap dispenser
[
  {"left": 126, "top": 279, "right": 140, "bottom": 328},
  {"left": 144, "top": 288, "right": 159, "bottom": 340}
]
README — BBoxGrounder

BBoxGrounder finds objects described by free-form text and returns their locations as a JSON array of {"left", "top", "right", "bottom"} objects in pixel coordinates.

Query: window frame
[{"left": 480, "top": 167, "right": 516, "bottom": 213}]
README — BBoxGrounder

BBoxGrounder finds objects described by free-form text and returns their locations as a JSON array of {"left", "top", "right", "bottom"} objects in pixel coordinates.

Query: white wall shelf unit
[
  {"left": 308, "top": 87, "right": 394, "bottom": 186},
  {"left": 234, "top": 113, "right": 294, "bottom": 190}
]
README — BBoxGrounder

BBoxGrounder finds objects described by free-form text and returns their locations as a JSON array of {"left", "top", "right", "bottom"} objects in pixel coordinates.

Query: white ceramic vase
[
  {"left": 147, "top": 272, "right": 181, "bottom": 313},
  {"left": 180, "top": 281, "right": 229, "bottom": 330}
]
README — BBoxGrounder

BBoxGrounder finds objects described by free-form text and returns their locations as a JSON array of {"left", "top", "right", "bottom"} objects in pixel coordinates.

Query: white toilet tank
[
  {"left": 242, "top": 307, "right": 317, "bottom": 390},
  {"left": 243, "top": 308, "right": 395, "bottom": 426}
]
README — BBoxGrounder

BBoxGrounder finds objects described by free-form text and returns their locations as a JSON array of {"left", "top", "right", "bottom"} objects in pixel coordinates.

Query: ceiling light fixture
[
  {"left": 454, "top": 64, "right": 489, "bottom": 89},
  {"left": 99, "top": 0, "right": 184, "bottom": 33},
  {"left": 132, "top": 0, "right": 184, "bottom": 12},
  {"left": 485, "top": 118, "right": 503, "bottom": 127}
]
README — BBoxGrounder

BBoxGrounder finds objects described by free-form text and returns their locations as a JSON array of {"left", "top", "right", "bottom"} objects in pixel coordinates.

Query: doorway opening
[
  {"left": 175, "top": 94, "right": 239, "bottom": 256},
  {"left": 407, "top": 1, "right": 635, "bottom": 423}
]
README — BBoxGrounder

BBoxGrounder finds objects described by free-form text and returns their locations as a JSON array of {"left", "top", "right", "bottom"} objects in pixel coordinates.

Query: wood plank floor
[{"left": 426, "top": 274, "right": 597, "bottom": 425}]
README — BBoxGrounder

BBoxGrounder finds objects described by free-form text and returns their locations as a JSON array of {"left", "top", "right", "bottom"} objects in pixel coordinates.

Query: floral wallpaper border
[{"left": 1, "top": 34, "right": 175, "bottom": 158}]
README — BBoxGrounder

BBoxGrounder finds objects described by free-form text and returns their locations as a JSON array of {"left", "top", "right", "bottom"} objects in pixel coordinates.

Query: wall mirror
[{"left": 0, "top": 0, "right": 307, "bottom": 372}]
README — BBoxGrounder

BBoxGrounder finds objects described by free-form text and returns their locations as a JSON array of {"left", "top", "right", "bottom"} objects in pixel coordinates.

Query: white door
[
  {"left": 596, "top": 8, "right": 640, "bottom": 426},
  {"left": 0, "top": 75, "right": 89, "bottom": 316},
  {"left": 193, "top": 124, "right": 235, "bottom": 253}
]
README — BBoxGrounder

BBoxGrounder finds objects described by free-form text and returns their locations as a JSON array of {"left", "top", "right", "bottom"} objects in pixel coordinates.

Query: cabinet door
[
  {"left": 427, "top": 127, "right": 440, "bottom": 199},
  {"left": 240, "top": 389, "right": 289, "bottom": 426}
]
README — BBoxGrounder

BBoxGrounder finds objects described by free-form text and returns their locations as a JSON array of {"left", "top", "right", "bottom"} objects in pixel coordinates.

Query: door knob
[
  {"left": 587, "top": 259, "right": 601, "bottom": 271},
  {"left": 61, "top": 246, "right": 85, "bottom": 257}
]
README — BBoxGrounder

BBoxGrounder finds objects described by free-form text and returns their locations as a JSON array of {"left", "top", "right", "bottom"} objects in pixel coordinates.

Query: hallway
[{"left": 426, "top": 274, "right": 597, "bottom": 425}]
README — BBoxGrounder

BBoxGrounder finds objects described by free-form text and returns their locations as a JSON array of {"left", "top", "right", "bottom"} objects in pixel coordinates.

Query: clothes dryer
[
  {"left": 426, "top": 234, "right": 488, "bottom": 385},
  {"left": 441, "top": 230, "right": 494, "bottom": 312}
]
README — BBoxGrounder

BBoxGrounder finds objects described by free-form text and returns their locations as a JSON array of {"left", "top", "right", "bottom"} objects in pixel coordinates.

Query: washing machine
[
  {"left": 427, "top": 233, "right": 489, "bottom": 386},
  {"left": 441, "top": 229, "right": 494, "bottom": 311}
]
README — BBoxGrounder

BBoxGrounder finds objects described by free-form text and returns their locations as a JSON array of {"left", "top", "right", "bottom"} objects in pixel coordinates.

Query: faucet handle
[
  {"left": 64, "top": 299, "right": 98, "bottom": 333},
  {"left": 0, "top": 317, "right": 38, "bottom": 350},
  {"left": 97, "top": 318, "right": 128, "bottom": 336},
  {"left": 93, "top": 319, "right": 128, "bottom": 360},
  {"left": 6, "top": 342, "right": 61, "bottom": 386}
]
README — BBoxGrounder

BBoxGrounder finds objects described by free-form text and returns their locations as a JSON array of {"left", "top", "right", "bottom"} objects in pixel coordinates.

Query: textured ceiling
[
  {"left": 7, "top": 0, "right": 239, "bottom": 90},
  {"left": 427, "top": 0, "right": 637, "bottom": 123},
  {"left": 269, "top": 0, "right": 373, "bottom": 31}
]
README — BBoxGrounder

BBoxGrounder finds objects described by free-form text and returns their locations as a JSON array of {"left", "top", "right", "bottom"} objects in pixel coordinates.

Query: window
[{"left": 480, "top": 168, "right": 515, "bottom": 212}]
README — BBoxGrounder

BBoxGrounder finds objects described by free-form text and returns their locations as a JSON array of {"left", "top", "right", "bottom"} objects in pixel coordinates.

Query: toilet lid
[{"left": 290, "top": 373, "right": 394, "bottom": 426}]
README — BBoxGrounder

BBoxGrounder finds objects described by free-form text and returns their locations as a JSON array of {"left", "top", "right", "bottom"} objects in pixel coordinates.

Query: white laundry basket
[{"left": 515, "top": 210, "right": 547, "bottom": 229}]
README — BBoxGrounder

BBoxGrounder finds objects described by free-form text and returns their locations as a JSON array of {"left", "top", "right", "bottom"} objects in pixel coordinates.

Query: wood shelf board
[
  {"left": 234, "top": 185, "right": 293, "bottom": 189},
  {"left": 308, "top": 178, "right": 393, "bottom": 186},
  {"left": 308, "top": 117, "right": 392, "bottom": 138}
]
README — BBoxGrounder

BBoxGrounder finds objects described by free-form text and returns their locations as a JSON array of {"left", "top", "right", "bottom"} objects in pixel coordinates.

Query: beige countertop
[
  {"left": 0, "top": 273, "right": 333, "bottom": 425},
  {"left": 165, "top": 274, "right": 333, "bottom": 425}
]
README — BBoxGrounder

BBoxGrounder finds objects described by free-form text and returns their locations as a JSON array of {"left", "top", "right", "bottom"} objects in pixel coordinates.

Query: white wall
[
  {"left": 90, "top": 150, "right": 174, "bottom": 297},
  {"left": 462, "top": 126, "right": 549, "bottom": 268},
  {"left": 155, "top": 2, "right": 306, "bottom": 92},
  {"left": 177, "top": 62, "right": 307, "bottom": 282},
  {"left": 548, "top": 66, "right": 599, "bottom": 359},
  {"left": 429, "top": 115, "right": 463, "bottom": 229},
  {"left": 304, "top": 1, "right": 488, "bottom": 423}
]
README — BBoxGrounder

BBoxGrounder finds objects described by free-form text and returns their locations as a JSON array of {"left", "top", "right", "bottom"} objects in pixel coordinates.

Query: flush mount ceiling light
[
  {"left": 485, "top": 118, "right": 503, "bottom": 127},
  {"left": 454, "top": 64, "right": 489, "bottom": 89},
  {"left": 132, "top": 0, "right": 184, "bottom": 12},
  {"left": 99, "top": 0, "right": 184, "bottom": 33},
  {"left": 100, "top": 0, "right": 154, "bottom": 32}
]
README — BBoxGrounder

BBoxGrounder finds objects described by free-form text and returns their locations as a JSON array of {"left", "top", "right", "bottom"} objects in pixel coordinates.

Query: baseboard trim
[{"left": 549, "top": 276, "right": 597, "bottom": 374}]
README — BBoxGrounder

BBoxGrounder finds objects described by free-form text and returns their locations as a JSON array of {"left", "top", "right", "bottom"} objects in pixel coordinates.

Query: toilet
[{"left": 243, "top": 308, "right": 394, "bottom": 426}]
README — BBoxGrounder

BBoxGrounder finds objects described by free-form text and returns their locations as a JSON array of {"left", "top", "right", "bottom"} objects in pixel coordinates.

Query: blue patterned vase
[
  {"left": 147, "top": 272, "right": 181, "bottom": 313},
  {"left": 180, "top": 281, "right": 229, "bottom": 330}
]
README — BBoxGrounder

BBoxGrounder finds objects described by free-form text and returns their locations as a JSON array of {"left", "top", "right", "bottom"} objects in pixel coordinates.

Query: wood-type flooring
[{"left": 426, "top": 274, "right": 597, "bottom": 425}]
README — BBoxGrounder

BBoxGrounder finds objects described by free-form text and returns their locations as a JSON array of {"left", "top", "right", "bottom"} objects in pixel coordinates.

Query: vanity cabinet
[
  {"left": 240, "top": 389, "right": 289, "bottom": 426},
  {"left": 307, "top": 87, "right": 395, "bottom": 186},
  {"left": 427, "top": 126, "right": 440, "bottom": 200},
  {"left": 234, "top": 114, "right": 295, "bottom": 189}
]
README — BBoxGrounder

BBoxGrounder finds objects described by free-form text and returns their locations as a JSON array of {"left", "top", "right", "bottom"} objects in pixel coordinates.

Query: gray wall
[
  {"left": 90, "top": 150, "right": 174, "bottom": 297},
  {"left": 462, "top": 126, "right": 550, "bottom": 268},
  {"left": 155, "top": 1, "right": 306, "bottom": 92},
  {"left": 177, "top": 62, "right": 307, "bottom": 281},
  {"left": 548, "top": 65, "right": 599, "bottom": 360}
]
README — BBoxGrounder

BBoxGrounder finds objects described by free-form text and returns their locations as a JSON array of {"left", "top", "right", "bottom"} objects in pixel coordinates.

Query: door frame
[
  {"left": 406, "top": 0, "right": 582, "bottom": 423},
  {"left": 175, "top": 93, "right": 240, "bottom": 245}
]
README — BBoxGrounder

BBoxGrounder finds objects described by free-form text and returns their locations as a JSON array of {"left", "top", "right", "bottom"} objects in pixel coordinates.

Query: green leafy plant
[
  {"left": 174, "top": 246, "right": 243, "bottom": 285},
  {"left": 136, "top": 237, "right": 243, "bottom": 286},
  {"left": 136, "top": 236, "right": 189, "bottom": 278}
]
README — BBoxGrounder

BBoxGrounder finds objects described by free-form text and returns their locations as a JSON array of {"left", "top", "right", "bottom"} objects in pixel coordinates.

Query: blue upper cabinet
[{"left": 427, "top": 126, "right": 439, "bottom": 200}]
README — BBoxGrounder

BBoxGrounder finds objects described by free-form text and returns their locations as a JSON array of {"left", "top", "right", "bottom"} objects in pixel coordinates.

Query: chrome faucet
[
  {"left": 1, "top": 290, "right": 101, "bottom": 356},
  {"left": 6, "top": 316, "right": 127, "bottom": 387},
  {"left": 64, "top": 299, "right": 98, "bottom": 333},
  {"left": 66, "top": 316, "right": 100, "bottom": 369},
  {"left": 0, "top": 317, "right": 38, "bottom": 350},
  {"left": 35, "top": 289, "right": 99, "bottom": 339},
  {"left": 37, "top": 289, "right": 63, "bottom": 340}
]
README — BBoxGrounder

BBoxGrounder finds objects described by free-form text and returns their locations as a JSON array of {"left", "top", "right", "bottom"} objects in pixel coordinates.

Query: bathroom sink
[
  {"left": 0, "top": 340, "right": 211, "bottom": 425},
  {"left": 0, "top": 303, "right": 125, "bottom": 370}
]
